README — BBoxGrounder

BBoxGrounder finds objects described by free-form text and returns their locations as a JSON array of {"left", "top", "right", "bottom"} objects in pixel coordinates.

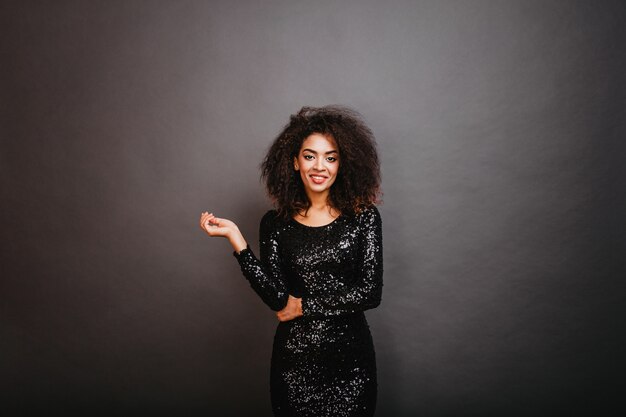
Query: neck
[{"left": 305, "top": 190, "right": 331, "bottom": 211}]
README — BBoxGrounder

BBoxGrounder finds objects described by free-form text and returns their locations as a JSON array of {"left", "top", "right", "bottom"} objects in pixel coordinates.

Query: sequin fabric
[{"left": 233, "top": 206, "right": 383, "bottom": 417}]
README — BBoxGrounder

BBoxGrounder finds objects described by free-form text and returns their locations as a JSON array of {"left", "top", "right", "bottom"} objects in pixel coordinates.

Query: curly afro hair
[{"left": 260, "top": 105, "right": 382, "bottom": 221}]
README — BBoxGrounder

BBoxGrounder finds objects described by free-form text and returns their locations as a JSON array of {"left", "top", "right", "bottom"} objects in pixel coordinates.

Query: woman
[{"left": 199, "top": 105, "right": 383, "bottom": 417}]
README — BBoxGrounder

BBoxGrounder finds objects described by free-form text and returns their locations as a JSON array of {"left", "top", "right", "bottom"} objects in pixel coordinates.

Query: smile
[{"left": 309, "top": 175, "right": 328, "bottom": 184}]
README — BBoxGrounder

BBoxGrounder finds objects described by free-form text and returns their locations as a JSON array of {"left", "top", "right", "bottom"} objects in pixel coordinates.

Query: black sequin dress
[{"left": 233, "top": 205, "right": 383, "bottom": 417}]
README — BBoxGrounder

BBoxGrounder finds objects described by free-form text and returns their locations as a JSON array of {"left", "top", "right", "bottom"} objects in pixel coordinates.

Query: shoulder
[
  {"left": 355, "top": 205, "right": 382, "bottom": 228},
  {"left": 260, "top": 209, "right": 289, "bottom": 231},
  {"left": 261, "top": 209, "right": 279, "bottom": 223},
  {"left": 260, "top": 209, "right": 278, "bottom": 227}
]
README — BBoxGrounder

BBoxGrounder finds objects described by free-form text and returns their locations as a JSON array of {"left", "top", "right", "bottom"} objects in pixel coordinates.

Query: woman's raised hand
[
  {"left": 199, "top": 212, "right": 237, "bottom": 237},
  {"left": 199, "top": 212, "right": 248, "bottom": 253}
]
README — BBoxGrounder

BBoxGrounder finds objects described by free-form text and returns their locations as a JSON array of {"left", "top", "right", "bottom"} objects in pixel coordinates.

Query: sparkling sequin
[{"left": 233, "top": 206, "right": 383, "bottom": 417}]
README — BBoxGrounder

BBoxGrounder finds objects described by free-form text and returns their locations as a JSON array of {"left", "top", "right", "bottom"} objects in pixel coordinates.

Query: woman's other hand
[{"left": 276, "top": 295, "right": 303, "bottom": 322}]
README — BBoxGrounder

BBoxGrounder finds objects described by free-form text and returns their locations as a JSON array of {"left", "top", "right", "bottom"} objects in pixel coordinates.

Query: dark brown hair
[{"left": 260, "top": 105, "right": 382, "bottom": 221}]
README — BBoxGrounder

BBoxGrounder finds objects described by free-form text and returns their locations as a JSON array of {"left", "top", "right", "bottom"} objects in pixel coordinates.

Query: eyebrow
[{"left": 302, "top": 148, "right": 338, "bottom": 154}]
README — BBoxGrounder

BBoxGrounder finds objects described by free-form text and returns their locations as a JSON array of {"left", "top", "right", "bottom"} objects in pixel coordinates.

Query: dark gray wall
[{"left": 1, "top": 1, "right": 624, "bottom": 415}]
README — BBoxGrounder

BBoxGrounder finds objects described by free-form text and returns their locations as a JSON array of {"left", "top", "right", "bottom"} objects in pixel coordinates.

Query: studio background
[{"left": 1, "top": 0, "right": 624, "bottom": 415}]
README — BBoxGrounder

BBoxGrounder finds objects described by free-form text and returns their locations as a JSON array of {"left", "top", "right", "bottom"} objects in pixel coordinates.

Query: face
[{"left": 293, "top": 133, "right": 340, "bottom": 199}]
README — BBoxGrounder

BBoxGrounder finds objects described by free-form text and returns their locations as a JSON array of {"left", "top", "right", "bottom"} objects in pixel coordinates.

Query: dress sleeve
[
  {"left": 232, "top": 210, "right": 289, "bottom": 311},
  {"left": 301, "top": 206, "right": 383, "bottom": 317}
]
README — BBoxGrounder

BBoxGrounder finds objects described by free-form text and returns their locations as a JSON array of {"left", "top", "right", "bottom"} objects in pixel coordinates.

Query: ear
[{"left": 293, "top": 156, "right": 299, "bottom": 171}]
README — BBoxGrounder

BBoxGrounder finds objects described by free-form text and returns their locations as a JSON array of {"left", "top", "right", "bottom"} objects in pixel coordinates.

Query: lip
[{"left": 309, "top": 174, "right": 328, "bottom": 184}]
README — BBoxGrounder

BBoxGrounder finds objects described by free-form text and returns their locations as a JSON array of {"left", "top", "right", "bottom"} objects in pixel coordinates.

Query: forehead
[{"left": 300, "top": 133, "right": 338, "bottom": 151}]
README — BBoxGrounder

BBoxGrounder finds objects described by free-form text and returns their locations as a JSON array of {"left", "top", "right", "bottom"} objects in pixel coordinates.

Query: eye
[
  {"left": 304, "top": 155, "right": 314, "bottom": 160},
  {"left": 327, "top": 157, "right": 337, "bottom": 162}
]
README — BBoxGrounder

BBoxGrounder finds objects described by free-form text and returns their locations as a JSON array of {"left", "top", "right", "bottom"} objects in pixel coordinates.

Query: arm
[
  {"left": 232, "top": 211, "right": 289, "bottom": 311},
  {"left": 301, "top": 206, "right": 383, "bottom": 318}
]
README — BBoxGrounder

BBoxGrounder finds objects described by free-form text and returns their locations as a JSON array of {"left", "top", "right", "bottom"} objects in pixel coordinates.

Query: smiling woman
[
  {"left": 296, "top": 133, "right": 339, "bottom": 188},
  {"left": 261, "top": 106, "right": 382, "bottom": 224},
  {"left": 292, "top": 133, "right": 341, "bottom": 225},
  {"left": 200, "top": 105, "right": 383, "bottom": 417}
]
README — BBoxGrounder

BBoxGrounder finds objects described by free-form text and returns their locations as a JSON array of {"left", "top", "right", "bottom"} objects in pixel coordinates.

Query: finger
[
  {"left": 202, "top": 218, "right": 216, "bottom": 232},
  {"left": 200, "top": 215, "right": 208, "bottom": 229},
  {"left": 202, "top": 213, "right": 217, "bottom": 226}
]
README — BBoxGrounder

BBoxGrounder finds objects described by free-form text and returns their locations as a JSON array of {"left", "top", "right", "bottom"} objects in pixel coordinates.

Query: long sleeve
[
  {"left": 232, "top": 210, "right": 289, "bottom": 311},
  {"left": 301, "top": 206, "right": 383, "bottom": 318}
]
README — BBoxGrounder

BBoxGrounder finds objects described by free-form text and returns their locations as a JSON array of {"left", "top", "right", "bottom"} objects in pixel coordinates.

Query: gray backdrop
[{"left": 1, "top": 0, "right": 624, "bottom": 415}]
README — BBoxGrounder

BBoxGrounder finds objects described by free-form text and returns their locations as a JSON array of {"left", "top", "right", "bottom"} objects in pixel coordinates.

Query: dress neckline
[{"left": 291, "top": 213, "right": 342, "bottom": 228}]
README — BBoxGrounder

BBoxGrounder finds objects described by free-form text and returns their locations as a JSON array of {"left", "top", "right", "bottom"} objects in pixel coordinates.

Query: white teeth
[{"left": 310, "top": 175, "right": 327, "bottom": 184}]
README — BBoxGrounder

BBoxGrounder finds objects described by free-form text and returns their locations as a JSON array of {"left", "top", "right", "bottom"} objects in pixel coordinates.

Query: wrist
[{"left": 229, "top": 229, "right": 247, "bottom": 253}]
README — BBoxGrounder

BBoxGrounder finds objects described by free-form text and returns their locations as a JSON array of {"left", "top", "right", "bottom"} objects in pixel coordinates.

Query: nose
[{"left": 314, "top": 157, "right": 325, "bottom": 171}]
